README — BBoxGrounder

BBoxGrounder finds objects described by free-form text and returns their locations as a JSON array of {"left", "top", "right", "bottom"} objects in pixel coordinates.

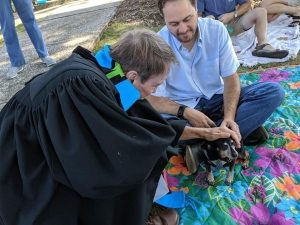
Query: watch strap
[{"left": 177, "top": 105, "right": 187, "bottom": 119}]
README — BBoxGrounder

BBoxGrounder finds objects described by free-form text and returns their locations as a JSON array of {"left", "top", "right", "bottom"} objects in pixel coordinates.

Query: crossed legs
[{"left": 194, "top": 82, "right": 285, "bottom": 140}]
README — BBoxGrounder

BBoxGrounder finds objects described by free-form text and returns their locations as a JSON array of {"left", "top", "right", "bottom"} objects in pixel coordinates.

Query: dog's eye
[{"left": 221, "top": 143, "right": 230, "bottom": 150}]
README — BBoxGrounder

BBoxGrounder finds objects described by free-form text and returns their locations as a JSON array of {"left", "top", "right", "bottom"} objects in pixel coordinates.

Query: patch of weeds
[
  {"left": 93, "top": 22, "right": 162, "bottom": 52},
  {"left": 0, "top": 24, "right": 25, "bottom": 46}
]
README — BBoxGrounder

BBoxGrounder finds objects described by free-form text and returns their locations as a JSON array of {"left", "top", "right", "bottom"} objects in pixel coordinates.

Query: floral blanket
[{"left": 165, "top": 66, "right": 300, "bottom": 225}]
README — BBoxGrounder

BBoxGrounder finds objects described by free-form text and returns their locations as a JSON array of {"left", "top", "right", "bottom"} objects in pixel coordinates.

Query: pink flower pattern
[
  {"left": 254, "top": 147, "right": 300, "bottom": 177},
  {"left": 259, "top": 69, "right": 292, "bottom": 82},
  {"left": 230, "top": 203, "right": 295, "bottom": 225}
]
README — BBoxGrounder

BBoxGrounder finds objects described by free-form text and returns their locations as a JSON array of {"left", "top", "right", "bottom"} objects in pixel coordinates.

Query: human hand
[
  {"left": 206, "top": 15, "right": 215, "bottom": 19},
  {"left": 184, "top": 108, "right": 216, "bottom": 128},
  {"left": 218, "top": 12, "right": 234, "bottom": 24},
  {"left": 199, "top": 126, "right": 239, "bottom": 143},
  {"left": 180, "top": 126, "right": 240, "bottom": 144},
  {"left": 220, "top": 119, "right": 241, "bottom": 147}
]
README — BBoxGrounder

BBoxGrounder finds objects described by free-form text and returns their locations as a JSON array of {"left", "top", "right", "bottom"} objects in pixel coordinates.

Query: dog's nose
[{"left": 232, "top": 150, "right": 238, "bottom": 158}]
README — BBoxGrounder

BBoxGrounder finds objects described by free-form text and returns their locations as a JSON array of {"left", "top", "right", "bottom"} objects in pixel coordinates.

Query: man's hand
[
  {"left": 206, "top": 15, "right": 215, "bottom": 19},
  {"left": 184, "top": 107, "right": 216, "bottom": 128},
  {"left": 203, "top": 127, "right": 239, "bottom": 142},
  {"left": 180, "top": 126, "right": 240, "bottom": 147},
  {"left": 220, "top": 119, "right": 241, "bottom": 147},
  {"left": 218, "top": 12, "right": 234, "bottom": 24}
]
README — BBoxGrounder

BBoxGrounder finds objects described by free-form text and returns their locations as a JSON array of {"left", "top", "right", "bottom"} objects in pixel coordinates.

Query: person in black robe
[
  {"left": 0, "top": 29, "right": 186, "bottom": 225},
  {"left": 0, "top": 28, "right": 239, "bottom": 225}
]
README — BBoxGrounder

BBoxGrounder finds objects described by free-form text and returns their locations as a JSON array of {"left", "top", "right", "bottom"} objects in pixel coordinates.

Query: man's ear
[{"left": 125, "top": 70, "right": 138, "bottom": 82}]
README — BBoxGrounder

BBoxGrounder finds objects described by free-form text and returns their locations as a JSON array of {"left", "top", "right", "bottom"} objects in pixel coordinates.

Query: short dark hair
[
  {"left": 158, "top": 0, "right": 196, "bottom": 15},
  {"left": 110, "top": 29, "right": 176, "bottom": 83}
]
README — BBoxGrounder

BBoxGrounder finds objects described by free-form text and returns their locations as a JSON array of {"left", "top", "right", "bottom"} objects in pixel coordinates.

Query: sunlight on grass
[
  {"left": 93, "top": 22, "right": 162, "bottom": 52},
  {"left": 0, "top": 24, "right": 25, "bottom": 46}
]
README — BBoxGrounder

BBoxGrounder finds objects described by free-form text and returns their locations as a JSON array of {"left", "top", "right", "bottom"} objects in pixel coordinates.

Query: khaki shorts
[{"left": 227, "top": 15, "right": 251, "bottom": 36}]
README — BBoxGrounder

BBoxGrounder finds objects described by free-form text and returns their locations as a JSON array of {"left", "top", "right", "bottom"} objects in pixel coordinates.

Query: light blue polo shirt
[{"left": 154, "top": 18, "right": 239, "bottom": 108}]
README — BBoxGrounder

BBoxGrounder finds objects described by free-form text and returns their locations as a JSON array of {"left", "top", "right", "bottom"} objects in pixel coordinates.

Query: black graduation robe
[{"left": 0, "top": 47, "right": 185, "bottom": 225}]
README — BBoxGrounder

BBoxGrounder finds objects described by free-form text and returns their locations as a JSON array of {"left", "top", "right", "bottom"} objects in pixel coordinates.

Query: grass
[
  {"left": 0, "top": 24, "right": 25, "bottom": 46},
  {"left": 93, "top": 22, "right": 300, "bottom": 73},
  {"left": 93, "top": 22, "right": 162, "bottom": 52},
  {"left": 93, "top": 22, "right": 144, "bottom": 52}
]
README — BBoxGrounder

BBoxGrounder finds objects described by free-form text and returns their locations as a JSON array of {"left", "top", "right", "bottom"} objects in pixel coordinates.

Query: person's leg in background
[
  {"left": 240, "top": 8, "right": 272, "bottom": 47},
  {"left": 13, "top": 0, "right": 56, "bottom": 66},
  {"left": 238, "top": 8, "right": 289, "bottom": 58},
  {"left": 0, "top": 0, "right": 26, "bottom": 73},
  {"left": 261, "top": 0, "right": 300, "bottom": 25}
]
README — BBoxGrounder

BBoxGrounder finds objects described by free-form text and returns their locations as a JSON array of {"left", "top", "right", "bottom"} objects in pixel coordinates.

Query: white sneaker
[
  {"left": 6, "top": 65, "right": 25, "bottom": 79},
  {"left": 41, "top": 56, "right": 56, "bottom": 67}
]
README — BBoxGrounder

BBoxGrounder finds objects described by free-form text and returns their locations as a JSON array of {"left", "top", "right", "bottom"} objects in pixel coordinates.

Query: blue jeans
[
  {"left": 194, "top": 82, "right": 285, "bottom": 139},
  {"left": 0, "top": 0, "right": 48, "bottom": 67}
]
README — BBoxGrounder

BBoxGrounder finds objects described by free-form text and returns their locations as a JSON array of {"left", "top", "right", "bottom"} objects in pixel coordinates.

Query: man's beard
[{"left": 176, "top": 27, "right": 197, "bottom": 43}]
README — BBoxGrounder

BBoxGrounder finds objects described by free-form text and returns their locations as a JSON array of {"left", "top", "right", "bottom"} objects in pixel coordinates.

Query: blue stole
[{"left": 95, "top": 45, "right": 141, "bottom": 111}]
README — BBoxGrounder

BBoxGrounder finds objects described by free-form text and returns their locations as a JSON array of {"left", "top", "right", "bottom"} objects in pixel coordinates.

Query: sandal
[{"left": 252, "top": 43, "right": 289, "bottom": 59}]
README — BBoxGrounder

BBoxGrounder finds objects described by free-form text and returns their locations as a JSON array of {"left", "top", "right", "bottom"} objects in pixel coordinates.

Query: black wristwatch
[{"left": 177, "top": 105, "right": 187, "bottom": 119}]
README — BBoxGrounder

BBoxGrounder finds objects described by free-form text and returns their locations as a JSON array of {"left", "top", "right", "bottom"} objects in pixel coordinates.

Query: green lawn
[{"left": 93, "top": 22, "right": 162, "bottom": 52}]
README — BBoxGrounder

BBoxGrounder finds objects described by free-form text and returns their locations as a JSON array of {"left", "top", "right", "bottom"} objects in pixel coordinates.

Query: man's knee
[
  {"left": 243, "top": 82, "right": 284, "bottom": 104},
  {"left": 262, "top": 82, "right": 285, "bottom": 106},
  {"left": 240, "top": 8, "right": 268, "bottom": 31},
  {"left": 253, "top": 7, "right": 268, "bottom": 20}
]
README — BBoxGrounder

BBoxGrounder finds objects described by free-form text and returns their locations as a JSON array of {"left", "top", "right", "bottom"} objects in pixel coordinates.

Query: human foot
[{"left": 252, "top": 43, "right": 289, "bottom": 59}]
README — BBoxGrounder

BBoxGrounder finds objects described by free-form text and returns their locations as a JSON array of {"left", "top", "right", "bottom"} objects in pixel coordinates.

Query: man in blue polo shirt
[
  {"left": 197, "top": 0, "right": 289, "bottom": 58},
  {"left": 147, "top": 0, "right": 285, "bottom": 173}
]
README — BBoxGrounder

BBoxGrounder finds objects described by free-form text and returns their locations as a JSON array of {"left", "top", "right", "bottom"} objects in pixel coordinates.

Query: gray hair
[{"left": 110, "top": 29, "right": 176, "bottom": 83}]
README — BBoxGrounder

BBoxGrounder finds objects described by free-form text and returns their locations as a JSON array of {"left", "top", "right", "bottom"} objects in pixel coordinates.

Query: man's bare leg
[
  {"left": 261, "top": 0, "right": 300, "bottom": 22},
  {"left": 240, "top": 7, "right": 289, "bottom": 58},
  {"left": 240, "top": 8, "right": 275, "bottom": 49}
]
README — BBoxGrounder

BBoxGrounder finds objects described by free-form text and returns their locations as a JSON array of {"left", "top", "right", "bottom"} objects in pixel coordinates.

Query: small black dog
[{"left": 185, "top": 138, "right": 249, "bottom": 185}]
